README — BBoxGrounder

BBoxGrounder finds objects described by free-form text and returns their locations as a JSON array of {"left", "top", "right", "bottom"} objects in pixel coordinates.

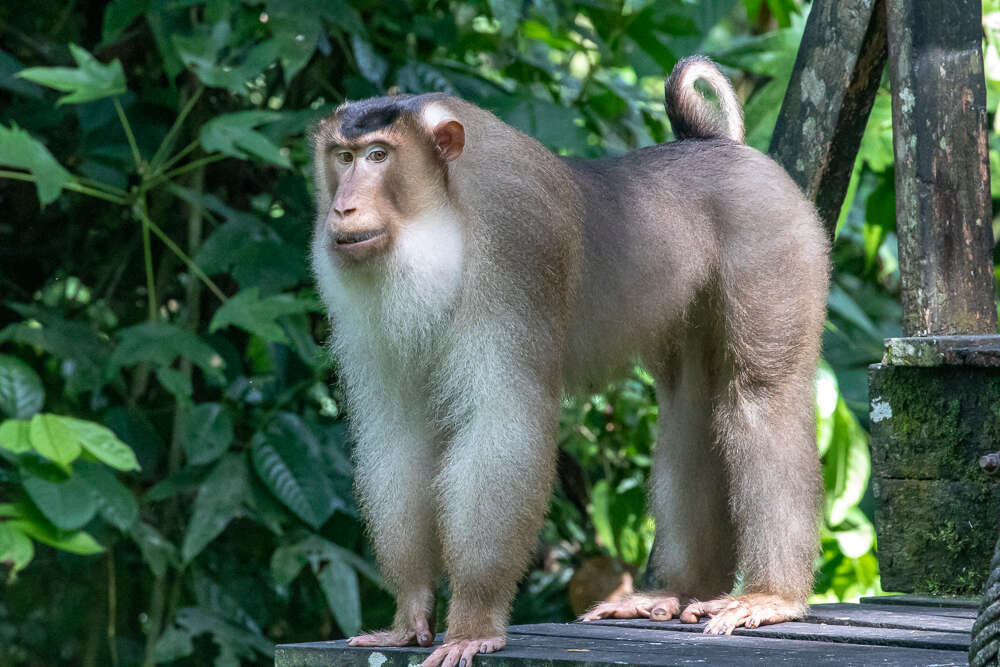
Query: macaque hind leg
[
  {"left": 680, "top": 370, "right": 821, "bottom": 634},
  {"left": 581, "top": 343, "right": 736, "bottom": 623}
]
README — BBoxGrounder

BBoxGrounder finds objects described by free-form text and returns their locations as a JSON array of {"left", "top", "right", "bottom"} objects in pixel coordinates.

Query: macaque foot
[
  {"left": 680, "top": 593, "right": 805, "bottom": 634},
  {"left": 579, "top": 592, "right": 682, "bottom": 621},
  {"left": 419, "top": 635, "right": 505, "bottom": 667},
  {"left": 349, "top": 615, "right": 435, "bottom": 648}
]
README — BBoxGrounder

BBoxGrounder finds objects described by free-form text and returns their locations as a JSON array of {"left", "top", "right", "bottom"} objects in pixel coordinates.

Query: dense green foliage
[{"left": 3, "top": 1, "right": 998, "bottom": 665}]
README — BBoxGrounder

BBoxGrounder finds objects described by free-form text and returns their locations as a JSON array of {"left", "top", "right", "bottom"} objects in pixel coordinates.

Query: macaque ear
[{"left": 432, "top": 120, "right": 465, "bottom": 162}]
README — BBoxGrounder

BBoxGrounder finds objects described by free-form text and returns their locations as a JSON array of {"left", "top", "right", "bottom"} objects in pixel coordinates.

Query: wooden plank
[
  {"left": 769, "top": 0, "right": 888, "bottom": 238},
  {"left": 811, "top": 602, "right": 977, "bottom": 628},
  {"left": 276, "top": 629, "right": 970, "bottom": 666},
  {"left": 576, "top": 618, "right": 969, "bottom": 651},
  {"left": 885, "top": 0, "right": 998, "bottom": 336},
  {"left": 860, "top": 595, "right": 981, "bottom": 609}
]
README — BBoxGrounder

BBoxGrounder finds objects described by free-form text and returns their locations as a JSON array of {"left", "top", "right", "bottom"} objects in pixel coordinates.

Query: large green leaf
[
  {"left": 154, "top": 607, "right": 273, "bottom": 665},
  {"left": 200, "top": 111, "right": 290, "bottom": 167},
  {"left": 209, "top": 288, "right": 315, "bottom": 344},
  {"left": 60, "top": 416, "right": 141, "bottom": 472},
  {"left": 350, "top": 35, "right": 388, "bottom": 86},
  {"left": 21, "top": 470, "right": 100, "bottom": 532},
  {"left": 183, "top": 403, "right": 234, "bottom": 466},
  {"left": 110, "top": 322, "right": 224, "bottom": 379},
  {"left": 29, "top": 414, "right": 81, "bottom": 468},
  {"left": 0, "top": 355, "right": 44, "bottom": 419},
  {"left": 0, "top": 124, "right": 73, "bottom": 205},
  {"left": 17, "top": 44, "right": 126, "bottom": 104},
  {"left": 102, "top": 0, "right": 147, "bottom": 44},
  {"left": 250, "top": 414, "right": 344, "bottom": 529},
  {"left": 315, "top": 555, "right": 361, "bottom": 636},
  {"left": 181, "top": 453, "right": 248, "bottom": 563},
  {"left": 76, "top": 461, "right": 139, "bottom": 531},
  {"left": 130, "top": 521, "right": 178, "bottom": 577},
  {"left": 0, "top": 522, "right": 34, "bottom": 577}
]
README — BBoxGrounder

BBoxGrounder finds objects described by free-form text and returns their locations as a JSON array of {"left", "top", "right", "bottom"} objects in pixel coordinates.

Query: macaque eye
[
  {"left": 367, "top": 148, "right": 388, "bottom": 163},
  {"left": 336, "top": 151, "right": 354, "bottom": 164}
]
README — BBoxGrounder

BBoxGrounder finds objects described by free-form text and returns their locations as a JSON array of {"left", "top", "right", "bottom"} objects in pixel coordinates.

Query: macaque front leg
[
  {"left": 421, "top": 377, "right": 560, "bottom": 667},
  {"left": 346, "top": 395, "right": 442, "bottom": 648}
]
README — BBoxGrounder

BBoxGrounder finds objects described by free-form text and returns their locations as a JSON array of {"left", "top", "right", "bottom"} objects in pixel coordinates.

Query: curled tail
[{"left": 665, "top": 56, "right": 744, "bottom": 143}]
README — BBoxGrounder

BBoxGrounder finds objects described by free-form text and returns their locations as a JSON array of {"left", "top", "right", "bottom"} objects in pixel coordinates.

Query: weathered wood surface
[
  {"left": 886, "top": 0, "right": 998, "bottom": 336},
  {"left": 770, "top": 0, "right": 887, "bottom": 238},
  {"left": 275, "top": 598, "right": 973, "bottom": 666},
  {"left": 882, "top": 335, "right": 1000, "bottom": 367}
]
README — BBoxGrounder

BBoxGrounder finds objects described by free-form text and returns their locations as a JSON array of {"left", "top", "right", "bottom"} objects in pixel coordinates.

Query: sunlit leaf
[
  {"left": 29, "top": 414, "right": 81, "bottom": 467},
  {"left": 0, "top": 522, "right": 34, "bottom": 577},
  {"left": 60, "top": 416, "right": 141, "bottom": 471},
  {"left": 0, "top": 419, "right": 31, "bottom": 454},
  {"left": 17, "top": 44, "right": 126, "bottom": 104}
]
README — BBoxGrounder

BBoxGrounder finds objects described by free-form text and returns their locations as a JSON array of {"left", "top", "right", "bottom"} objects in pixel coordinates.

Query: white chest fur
[{"left": 311, "top": 208, "right": 465, "bottom": 366}]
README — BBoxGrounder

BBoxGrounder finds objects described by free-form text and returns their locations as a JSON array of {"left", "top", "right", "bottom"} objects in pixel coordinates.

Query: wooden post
[
  {"left": 886, "top": 0, "right": 998, "bottom": 336},
  {"left": 770, "top": 0, "right": 888, "bottom": 238}
]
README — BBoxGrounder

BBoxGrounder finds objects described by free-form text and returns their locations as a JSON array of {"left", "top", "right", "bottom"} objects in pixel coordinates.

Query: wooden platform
[{"left": 275, "top": 596, "right": 978, "bottom": 666}]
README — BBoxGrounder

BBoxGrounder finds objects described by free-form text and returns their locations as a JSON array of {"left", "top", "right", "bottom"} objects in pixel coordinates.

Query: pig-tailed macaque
[{"left": 311, "top": 55, "right": 828, "bottom": 666}]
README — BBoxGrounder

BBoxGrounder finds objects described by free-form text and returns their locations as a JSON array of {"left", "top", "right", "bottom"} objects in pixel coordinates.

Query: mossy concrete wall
[{"left": 869, "top": 336, "right": 1000, "bottom": 596}]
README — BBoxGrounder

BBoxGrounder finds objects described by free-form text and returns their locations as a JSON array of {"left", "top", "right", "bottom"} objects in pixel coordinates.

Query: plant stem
[
  {"left": 77, "top": 175, "right": 128, "bottom": 196},
  {"left": 0, "top": 169, "right": 130, "bottom": 204},
  {"left": 149, "top": 84, "right": 204, "bottom": 172},
  {"left": 136, "top": 196, "right": 158, "bottom": 321},
  {"left": 107, "top": 549, "right": 120, "bottom": 667},
  {"left": 155, "top": 139, "right": 200, "bottom": 176},
  {"left": 161, "top": 153, "right": 228, "bottom": 182},
  {"left": 114, "top": 98, "right": 144, "bottom": 172},
  {"left": 134, "top": 205, "right": 226, "bottom": 303}
]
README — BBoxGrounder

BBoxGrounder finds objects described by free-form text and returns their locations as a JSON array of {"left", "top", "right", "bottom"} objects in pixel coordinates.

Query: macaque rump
[{"left": 310, "top": 56, "right": 828, "bottom": 667}]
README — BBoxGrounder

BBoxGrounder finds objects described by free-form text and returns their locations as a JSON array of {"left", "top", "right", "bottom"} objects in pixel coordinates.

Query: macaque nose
[{"left": 334, "top": 205, "right": 357, "bottom": 217}]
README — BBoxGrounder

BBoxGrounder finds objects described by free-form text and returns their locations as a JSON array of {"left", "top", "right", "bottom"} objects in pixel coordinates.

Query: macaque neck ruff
[{"left": 310, "top": 56, "right": 829, "bottom": 666}]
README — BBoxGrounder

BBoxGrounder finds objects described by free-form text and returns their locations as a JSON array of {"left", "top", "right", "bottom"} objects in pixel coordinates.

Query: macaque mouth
[{"left": 334, "top": 229, "right": 386, "bottom": 247}]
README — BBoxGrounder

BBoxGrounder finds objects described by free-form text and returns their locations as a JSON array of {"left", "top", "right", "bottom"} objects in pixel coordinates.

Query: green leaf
[
  {"left": 0, "top": 124, "right": 73, "bottom": 205},
  {"left": 0, "top": 355, "right": 44, "bottom": 419},
  {"left": 60, "top": 416, "right": 141, "bottom": 471},
  {"left": 350, "top": 35, "right": 388, "bottom": 87},
  {"left": 111, "top": 322, "right": 224, "bottom": 379},
  {"left": 155, "top": 366, "right": 193, "bottom": 401},
  {"left": 102, "top": 0, "right": 147, "bottom": 44},
  {"left": 488, "top": 0, "right": 522, "bottom": 37},
  {"left": 251, "top": 414, "right": 343, "bottom": 529},
  {"left": 209, "top": 288, "right": 314, "bottom": 344},
  {"left": 0, "top": 419, "right": 31, "bottom": 454},
  {"left": 183, "top": 403, "right": 234, "bottom": 466},
  {"left": 268, "top": 12, "right": 319, "bottom": 82},
  {"left": 271, "top": 534, "right": 382, "bottom": 589},
  {"left": 17, "top": 43, "right": 126, "bottom": 104},
  {"left": 315, "top": 555, "right": 361, "bottom": 636},
  {"left": 181, "top": 454, "right": 248, "bottom": 563},
  {"left": 10, "top": 502, "right": 104, "bottom": 555},
  {"left": 0, "top": 522, "right": 34, "bottom": 577},
  {"left": 29, "top": 414, "right": 81, "bottom": 467},
  {"left": 76, "top": 461, "right": 139, "bottom": 531},
  {"left": 200, "top": 111, "right": 290, "bottom": 167},
  {"left": 130, "top": 521, "right": 178, "bottom": 577},
  {"left": 21, "top": 470, "right": 100, "bottom": 531}
]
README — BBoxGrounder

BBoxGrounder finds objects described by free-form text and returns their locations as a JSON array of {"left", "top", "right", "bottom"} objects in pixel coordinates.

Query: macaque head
[{"left": 312, "top": 95, "right": 465, "bottom": 263}]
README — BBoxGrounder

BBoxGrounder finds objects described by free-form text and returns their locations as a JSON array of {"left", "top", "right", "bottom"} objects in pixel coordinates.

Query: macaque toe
[
  {"left": 579, "top": 592, "right": 681, "bottom": 621},
  {"left": 681, "top": 594, "right": 805, "bottom": 634},
  {"left": 348, "top": 629, "right": 417, "bottom": 647},
  {"left": 419, "top": 636, "right": 505, "bottom": 667}
]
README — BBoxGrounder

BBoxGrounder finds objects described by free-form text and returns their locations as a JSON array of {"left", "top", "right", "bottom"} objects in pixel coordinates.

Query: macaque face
[
  {"left": 315, "top": 98, "right": 464, "bottom": 265},
  {"left": 324, "top": 136, "right": 398, "bottom": 262}
]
